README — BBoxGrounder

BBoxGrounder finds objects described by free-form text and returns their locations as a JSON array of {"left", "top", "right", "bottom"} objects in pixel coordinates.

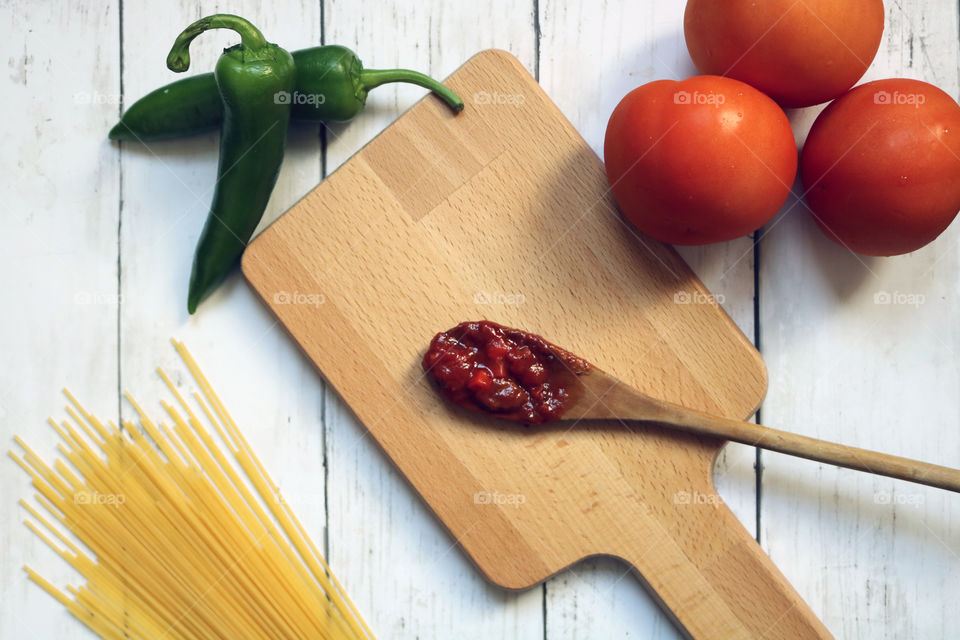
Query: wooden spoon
[
  {"left": 565, "top": 365, "right": 960, "bottom": 493},
  {"left": 424, "top": 321, "right": 960, "bottom": 493}
]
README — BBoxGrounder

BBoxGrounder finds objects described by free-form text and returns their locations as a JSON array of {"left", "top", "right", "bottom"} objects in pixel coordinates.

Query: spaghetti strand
[{"left": 12, "top": 342, "right": 374, "bottom": 640}]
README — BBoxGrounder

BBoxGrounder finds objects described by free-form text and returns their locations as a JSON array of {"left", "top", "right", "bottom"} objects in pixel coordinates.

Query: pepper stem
[
  {"left": 166, "top": 14, "right": 268, "bottom": 73},
  {"left": 360, "top": 68, "right": 465, "bottom": 113}
]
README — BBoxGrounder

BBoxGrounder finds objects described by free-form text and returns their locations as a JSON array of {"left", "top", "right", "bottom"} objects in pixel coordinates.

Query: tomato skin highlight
[
  {"left": 800, "top": 78, "right": 960, "bottom": 256},
  {"left": 604, "top": 75, "right": 797, "bottom": 246},
  {"left": 683, "top": 0, "right": 884, "bottom": 108}
]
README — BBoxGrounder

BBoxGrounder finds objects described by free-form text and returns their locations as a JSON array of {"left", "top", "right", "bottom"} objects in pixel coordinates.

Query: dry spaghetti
[{"left": 10, "top": 340, "right": 374, "bottom": 640}]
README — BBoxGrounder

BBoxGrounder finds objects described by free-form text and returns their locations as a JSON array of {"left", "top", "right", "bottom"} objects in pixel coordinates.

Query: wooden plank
[
  {"left": 244, "top": 49, "right": 831, "bottom": 639},
  {"left": 538, "top": 1, "right": 761, "bottom": 636},
  {"left": 117, "top": 0, "right": 331, "bottom": 622},
  {"left": 759, "top": 1, "right": 960, "bottom": 637},
  {"left": 6, "top": 2, "right": 955, "bottom": 638},
  {"left": 0, "top": 2, "right": 121, "bottom": 638},
  {"left": 322, "top": 3, "right": 545, "bottom": 637}
]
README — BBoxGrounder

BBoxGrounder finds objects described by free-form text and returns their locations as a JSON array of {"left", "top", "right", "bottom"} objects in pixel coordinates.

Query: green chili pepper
[
  {"left": 110, "top": 46, "right": 464, "bottom": 142},
  {"left": 166, "top": 14, "right": 295, "bottom": 314},
  {"left": 109, "top": 74, "right": 224, "bottom": 141}
]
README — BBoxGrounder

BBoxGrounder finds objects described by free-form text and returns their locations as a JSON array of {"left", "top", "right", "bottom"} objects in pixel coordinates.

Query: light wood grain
[
  {"left": 759, "top": 1, "right": 960, "bottom": 637},
  {"left": 117, "top": 0, "right": 332, "bottom": 605},
  {"left": 243, "top": 49, "right": 830, "bottom": 639},
  {"left": 4, "top": 2, "right": 957, "bottom": 638},
  {"left": 0, "top": 2, "right": 121, "bottom": 638},
  {"left": 322, "top": 3, "right": 546, "bottom": 638},
  {"left": 536, "top": 2, "right": 762, "bottom": 633}
]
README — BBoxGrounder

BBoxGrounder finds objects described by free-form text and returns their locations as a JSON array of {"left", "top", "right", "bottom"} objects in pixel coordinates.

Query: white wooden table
[{"left": 2, "top": 1, "right": 958, "bottom": 638}]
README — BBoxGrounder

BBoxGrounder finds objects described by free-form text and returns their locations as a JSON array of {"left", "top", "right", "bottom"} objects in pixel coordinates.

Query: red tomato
[
  {"left": 684, "top": 0, "right": 884, "bottom": 108},
  {"left": 604, "top": 76, "right": 797, "bottom": 245},
  {"left": 801, "top": 78, "right": 960, "bottom": 256}
]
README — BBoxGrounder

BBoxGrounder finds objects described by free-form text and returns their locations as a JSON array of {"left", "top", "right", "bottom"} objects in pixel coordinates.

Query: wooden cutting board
[{"left": 243, "top": 50, "right": 831, "bottom": 639}]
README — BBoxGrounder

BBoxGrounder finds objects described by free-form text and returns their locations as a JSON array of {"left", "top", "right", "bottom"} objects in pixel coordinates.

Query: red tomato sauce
[{"left": 422, "top": 321, "right": 591, "bottom": 424}]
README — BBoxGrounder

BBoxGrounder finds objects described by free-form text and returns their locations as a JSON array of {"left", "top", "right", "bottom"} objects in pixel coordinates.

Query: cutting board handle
[{"left": 617, "top": 491, "right": 832, "bottom": 639}]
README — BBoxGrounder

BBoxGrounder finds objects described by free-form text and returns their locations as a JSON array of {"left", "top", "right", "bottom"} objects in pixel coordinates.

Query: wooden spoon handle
[{"left": 654, "top": 406, "right": 960, "bottom": 493}]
